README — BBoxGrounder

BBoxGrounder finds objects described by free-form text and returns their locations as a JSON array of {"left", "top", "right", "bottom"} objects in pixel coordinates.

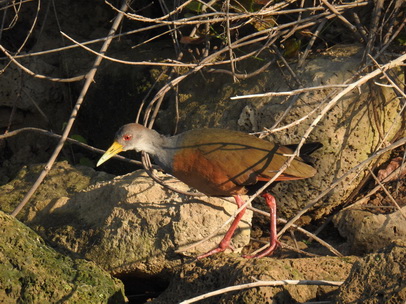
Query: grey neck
[{"left": 148, "top": 132, "right": 179, "bottom": 173}]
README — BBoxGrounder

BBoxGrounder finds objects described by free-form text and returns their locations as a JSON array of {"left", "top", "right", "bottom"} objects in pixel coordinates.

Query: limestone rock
[
  {"left": 333, "top": 205, "right": 406, "bottom": 254},
  {"left": 1, "top": 163, "right": 252, "bottom": 276},
  {"left": 39, "top": 170, "right": 252, "bottom": 275},
  {"left": 0, "top": 211, "right": 126, "bottom": 304},
  {"left": 334, "top": 240, "right": 406, "bottom": 303},
  {"left": 0, "top": 161, "right": 113, "bottom": 216},
  {"left": 152, "top": 255, "right": 357, "bottom": 304}
]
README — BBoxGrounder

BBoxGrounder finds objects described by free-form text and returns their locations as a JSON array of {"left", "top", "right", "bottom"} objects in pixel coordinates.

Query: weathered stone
[
  {"left": 334, "top": 240, "right": 406, "bottom": 303},
  {"left": 1, "top": 163, "right": 252, "bottom": 276},
  {"left": 0, "top": 211, "right": 126, "bottom": 304},
  {"left": 0, "top": 161, "right": 113, "bottom": 216},
  {"left": 333, "top": 205, "right": 406, "bottom": 254},
  {"left": 151, "top": 255, "right": 357, "bottom": 304}
]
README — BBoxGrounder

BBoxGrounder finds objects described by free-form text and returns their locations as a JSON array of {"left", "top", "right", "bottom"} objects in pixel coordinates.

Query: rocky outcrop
[
  {"left": 334, "top": 240, "right": 406, "bottom": 304},
  {"left": 0, "top": 211, "right": 126, "bottom": 303},
  {"left": 1, "top": 162, "right": 252, "bottom": 276}
]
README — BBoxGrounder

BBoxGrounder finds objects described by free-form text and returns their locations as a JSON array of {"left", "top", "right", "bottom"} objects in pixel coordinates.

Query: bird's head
[{"left": 96, "top": 123, "right": 157, "bottom": 167}]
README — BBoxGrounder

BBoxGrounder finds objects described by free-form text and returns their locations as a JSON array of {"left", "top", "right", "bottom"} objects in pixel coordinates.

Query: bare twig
[
  {"left": 0, "top": 127, "right": 143, "bottom": 166},
  {"left": 342, "top": 161, "right": 406, "bottom": 211},
  {"left": 231, "top": 84, "right": 348, "bottom": 99},
  {"left": 278, "top": 137, "right": 406, "bottom": 238},
  {"left": 362, "top": 0, "right": 384, "bottom": 63},
  {"left": 320, "top": 0, "right": 359, "bottom": 38},
  {"left": 298, "top": 19, "right": 327, "bottom": 67},
  {"left": 0, "top": 23, "right": 170, "bottom": 60},
  {"left": 11, "top": 1, "right": 130, "bottom": 217},
  {"left": 368, "top": 168, "right": 406, "bottom": 220},
  {"left": 179, "top": 279, "right": 343, "bottom": 304},
  {"left": 0, "top": 44, "right": 86, "bottom": 82},
  {"left": 0, "top": 0, "right": 40, "bottom": 74},
  {"left": 225, "top": 0, "right": 238, "bottom": 82}
]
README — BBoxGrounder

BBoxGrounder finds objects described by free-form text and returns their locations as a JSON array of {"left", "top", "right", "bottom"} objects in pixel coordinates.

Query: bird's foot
[
  {"left": 196, "top": 243, "right": 234, "bottom": 260},
  {"left": 242, "top": 239, "right": 281, "bottom": 259},
  {"left": 196, "top": 247, "right": 225, "bottom": 260}
]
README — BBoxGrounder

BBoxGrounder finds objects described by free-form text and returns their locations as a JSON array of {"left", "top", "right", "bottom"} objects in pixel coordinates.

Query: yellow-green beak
[{"left": 97, "top": 141, "right": 124, "bottom": 167}]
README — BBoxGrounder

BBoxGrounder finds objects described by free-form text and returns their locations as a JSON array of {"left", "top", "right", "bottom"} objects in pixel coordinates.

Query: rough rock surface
[
  {"left": 0, "top": 161, "right": 113, "bottom": 216},
  {"left": 0, "top": 211, "right": 126, "bottom": 304},
  {"left": 0, "top": 162, "right": 252, "bottom": 276},
  {"left": 334, "top": 240, "right": 406, "bottom": 304},
  {"left": 333, "top": 205, "right": 406, "bottom": 254},
  {"left": 151, "top": 255, "right": 358, "bottom": 304}
]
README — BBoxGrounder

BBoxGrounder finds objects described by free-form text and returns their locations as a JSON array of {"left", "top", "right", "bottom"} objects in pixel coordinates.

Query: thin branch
[
  {"left": 10, "top": 1, "right": 130, "bottom": 217},
  {"left": 0, "top": 44, "right": 86, "bottom": 82},
  {"left": 225, "top": 0, "right": 238, "bottom": 82},
  {"left": 61, "top": 1, "right": 368, "bottom": 70},
  {"left": 1, "top": 23, "right": 170, "bottom": 60},
  {"left": 0, "top": 0, "right": 41, "bottom": 74},
  {"left": 207, "top": 59, "right": 274, "bottom": 80},
  {"left": 298, "top": 19, "right": 327, "bottom": 67},
  {"left": 320, "top": 0, "right": 359, "bottom": 38},
  {"left": 362, "top": 0, "right": 384, "bottom": 63},
  {"left": 61, "top": 31, "right": 265, "bottom": 68},
  {"left": 0, "top": 127, "right": 143, "bottom": 166},
  {"left": 368, "top": 168, "right": 406, "bottom": 220},
  {"left": 342, "top": 161, "right": 406, "bottom": 211},
  {"left": 278, "top": 137, "right": 406, "bottom": 238},
  {"left": 110, "top": 0, "right": 366, "bottom": 25},
  {"left": 231, "top": 84, "right": 348, "bottom": 99},
  {"left": 179, "top": 279, "right": 343, "bottom": 304}
]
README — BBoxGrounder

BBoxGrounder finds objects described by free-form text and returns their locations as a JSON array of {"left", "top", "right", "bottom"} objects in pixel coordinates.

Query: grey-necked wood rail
[{"left": 97, "top": 123, "right": 319, "bottom": 258}]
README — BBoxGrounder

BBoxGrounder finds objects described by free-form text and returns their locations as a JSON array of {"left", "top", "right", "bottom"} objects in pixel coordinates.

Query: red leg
[
  {"left": 197, "top": 195, "right": 246, "bottom": 259},
  {"left": 244, "top": 193, "right": 280, "bottom": 258}
]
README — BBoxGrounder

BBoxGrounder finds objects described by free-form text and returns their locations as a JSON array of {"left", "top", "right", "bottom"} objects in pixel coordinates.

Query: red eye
[{"left": 123, "top": 134, "right": 132, "bottom": 141}]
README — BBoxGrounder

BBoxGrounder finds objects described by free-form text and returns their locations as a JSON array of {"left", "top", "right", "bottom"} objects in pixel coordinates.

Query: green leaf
[{"left": 70, "top": 134, "right": 87, "bottom": 144}]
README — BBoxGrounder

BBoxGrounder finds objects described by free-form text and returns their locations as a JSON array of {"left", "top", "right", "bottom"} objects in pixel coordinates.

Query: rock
[
  {"left": 333, "top": 205, "right": 406, "bottom": 254},
  {"left": 0, "top": 163, "right": 252, "bottom": 276},
  {"left": 334, "top": 240, "right": 406, "bottom": 303},
  {"left": 0, "top": 211, "right": 126, "bottom": 304},
  {"left": 152, "top": 255, "right": 358, "bottom": 303},
  {"left": 0, "top": 161, "right": 113, "bottom": 216}
]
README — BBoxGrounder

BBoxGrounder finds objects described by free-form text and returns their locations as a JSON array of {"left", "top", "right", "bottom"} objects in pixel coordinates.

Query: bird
[{"left": 97, "top": 123, "right": 319, "bottom": 259}]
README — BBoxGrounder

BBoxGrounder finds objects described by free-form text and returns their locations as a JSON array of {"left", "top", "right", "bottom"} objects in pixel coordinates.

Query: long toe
[
  {"left": 243, "top": 240, "right": 280, "bottom": 259},
  {"left": 196, "top": 247, "right": 227, "bottom": 260}
]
